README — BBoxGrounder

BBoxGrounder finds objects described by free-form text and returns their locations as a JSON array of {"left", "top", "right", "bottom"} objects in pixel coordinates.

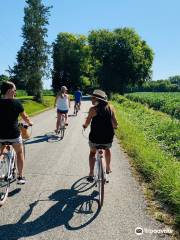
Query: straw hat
[
  {"left": 92, "top": 89, "right": 108, "bottom": 102},
  {"left": 61, "top": 86, "right": 68, "bottom": 91}
]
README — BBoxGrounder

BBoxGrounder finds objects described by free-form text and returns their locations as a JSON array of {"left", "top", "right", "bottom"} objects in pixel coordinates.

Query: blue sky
[{"left": 0, "top": 0, "right": 180, "bottom": 88}]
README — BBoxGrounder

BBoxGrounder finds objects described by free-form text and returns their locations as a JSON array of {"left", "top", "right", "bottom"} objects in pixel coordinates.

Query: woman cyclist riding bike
[
  {"left": 0, "top": 81, "right": 33, "bottom": 184},
  {"left": 83, "top": 89, "right": 118, "bottom": 182},
  {"left": 54, "top": 86, "right": 71, "bottom": 134}
]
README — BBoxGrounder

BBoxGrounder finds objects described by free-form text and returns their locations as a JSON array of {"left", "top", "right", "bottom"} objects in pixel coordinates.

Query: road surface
[{"left": 0, "top": 101, "right": 171, "bottom": 240}]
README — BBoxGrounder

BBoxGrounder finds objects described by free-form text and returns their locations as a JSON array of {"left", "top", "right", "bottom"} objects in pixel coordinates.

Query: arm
[
  {"left": 20, "top": 112, "right": 33, "bottom": 126},
  {"left": 68, "top": 95, "right": 71, "bottom": 108},
  {"left": 83, "top": 107, "right": 95, "bottom": 129},
  {"left": 111, "top": 107, "right": 118, "bottom": 129},
  {"left": 54, "top": 94, "right": 58, "bottom": 107}
]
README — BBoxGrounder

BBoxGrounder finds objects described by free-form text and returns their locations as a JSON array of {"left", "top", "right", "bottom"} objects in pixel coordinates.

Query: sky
[{"left": 0, "top": 0, "right": 180, "bottom": 89}]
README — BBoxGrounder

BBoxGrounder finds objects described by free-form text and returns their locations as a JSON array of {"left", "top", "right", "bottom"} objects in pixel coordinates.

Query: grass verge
[
  {"left": 111, "top": 95, "right": 180, "bottom": 232},
  {"left": 18, "top": 96, "right": 55, "bottom": 116}
]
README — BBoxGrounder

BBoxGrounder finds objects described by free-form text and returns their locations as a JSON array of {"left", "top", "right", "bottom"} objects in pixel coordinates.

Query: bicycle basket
[{"left": 20, "top": 125, "right": 30, "bottom": 139}]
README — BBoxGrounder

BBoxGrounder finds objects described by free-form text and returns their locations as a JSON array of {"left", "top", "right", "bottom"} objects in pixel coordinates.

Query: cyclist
[
  {"left": 74, "top": 87, "right": 82, "bottom": 114},
  {"left": 83, "top": 89, "right": 118, "bottom": 182},
  {"left": 0, "top": 81, "right": 33, "bottom": 184},
  {"left": 54, "top": 85, "right": 71, "bottom": 133}
]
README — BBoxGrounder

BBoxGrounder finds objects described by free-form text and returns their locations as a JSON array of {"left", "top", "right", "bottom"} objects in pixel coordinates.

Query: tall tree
[
  {"left": 10, "top": 0, "right": 51, "bottom": 101},
  {"left": 0, "top": 74, "right": 9, "bottom": 83},
  {"left": 88, "top": 28, "right": 154, "bottom": 93},
  {"left": 52, "top": 33, "right": 90, "bottom": 93}
]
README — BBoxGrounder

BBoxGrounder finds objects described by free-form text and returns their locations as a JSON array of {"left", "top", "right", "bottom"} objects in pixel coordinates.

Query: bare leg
[
  {"left": 65, "top": 113, "right": 68, "bottom": 125},
  {"left": 105, "top": 148, "right": 111, "bottom": 173},
  {"left": 89, "top": 149, "right": 96, "bottom": 176},
  {"left": 0, "top": 145, "right": 6, "bottom": 160},
  {"left": 13, "top": 143, "right": 24, "bottom": 177}
]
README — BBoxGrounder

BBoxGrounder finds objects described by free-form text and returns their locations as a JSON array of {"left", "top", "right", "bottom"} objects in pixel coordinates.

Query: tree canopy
[
  {"left": 88, "top": 28, "right": 154, "bottom": 93},
  {"left": 52, "top": 32, "right": 90, "bottom": 93}
]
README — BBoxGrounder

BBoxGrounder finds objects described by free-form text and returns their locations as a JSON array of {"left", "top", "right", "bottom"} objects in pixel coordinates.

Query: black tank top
[
  {"left": 89, "top": 106, "right": 114, "bottom": 144},
  {"left": 0, "top": 99, "right": 24, "bottom": 138}
]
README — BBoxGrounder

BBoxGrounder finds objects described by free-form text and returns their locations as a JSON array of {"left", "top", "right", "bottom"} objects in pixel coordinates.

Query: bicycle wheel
[
  {"left": 97, "top": 159, "right": 105, "bottom": 208},
  {"left": 60, "top": 127, "right": 65, "bottom": 139},
  {"left": 0, "top": 154, "right": 10, "bottom": 206},
  {"left": 75, "top": 106, "right": 78, "bottom": 116}
]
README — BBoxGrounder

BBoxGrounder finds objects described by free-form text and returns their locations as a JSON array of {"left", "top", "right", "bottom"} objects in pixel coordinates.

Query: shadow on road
[
  {"left": 8, "top": 188, "right": 21, "bottom": 197},
  {"left": 0, "top": 177, "right": 100, "bottom": 239},
  {"left": 25, "top": 132, "right": 63, "bottom": 145},
  {"left": 25, "top": 135, "right": 49, "bottom": 145}
]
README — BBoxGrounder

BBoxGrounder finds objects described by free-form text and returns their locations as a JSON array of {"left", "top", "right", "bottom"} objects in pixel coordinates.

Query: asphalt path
[{"left": 0, "top": 100, "right": 171, "bottom": 240}]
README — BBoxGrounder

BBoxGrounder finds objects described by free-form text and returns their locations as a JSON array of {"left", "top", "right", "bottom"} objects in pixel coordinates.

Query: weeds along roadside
[{"left": 111, "top": 94, "right": 180, "bottom": 229}]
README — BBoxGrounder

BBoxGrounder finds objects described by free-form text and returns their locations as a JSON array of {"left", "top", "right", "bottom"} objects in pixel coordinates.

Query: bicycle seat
[
  {"left": 0, "top": 142, "right": 13, "bottom": 145},
  {"left": 95, "top": 145, "right": 107, "bottom": 149}
]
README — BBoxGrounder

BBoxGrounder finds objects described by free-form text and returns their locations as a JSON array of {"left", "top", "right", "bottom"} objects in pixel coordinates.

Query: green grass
[
  {"left": 17, "top": 96, "right": 55, "bottom": 116},
  {"left": 111, "top": 94, "right": 180, "bottom": 227},
  {"left": 112, "top": 94, "right": 180, "bottom": 159},
  {"left": 125, "top": 92, "right": 180, "bottom": 119}
]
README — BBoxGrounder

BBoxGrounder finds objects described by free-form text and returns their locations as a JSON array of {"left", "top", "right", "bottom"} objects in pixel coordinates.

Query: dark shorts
[
  {"left": 75, "top": 100, "right": 81, "bottom": 104},
  {"left": 89, "top": 141, "right": 112, "bottom": 149},
  {"left": 57, "top": 109, "right": 68, "bottom": 114},
  {"left": 0, "top": 136, "right": 23, "bottom": 145}
]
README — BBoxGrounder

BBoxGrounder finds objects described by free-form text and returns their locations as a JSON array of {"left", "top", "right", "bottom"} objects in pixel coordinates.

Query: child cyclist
[{"left": 83, "top": 89, "right": 118, "bottom": 182}]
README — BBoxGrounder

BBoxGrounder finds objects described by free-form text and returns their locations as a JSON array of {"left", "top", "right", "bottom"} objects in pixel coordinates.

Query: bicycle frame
[
  {"left": 0, "top": 144, "right": 17, "bottom": 206},
  {"left": 58, "top": 114, "right": 65, "bottom": 139},
  {"left": 94, "top": 148, "right": 107, "bottom": 208},
  {"left": 74, "top": 103, "right": 79, "bottom": 115}
]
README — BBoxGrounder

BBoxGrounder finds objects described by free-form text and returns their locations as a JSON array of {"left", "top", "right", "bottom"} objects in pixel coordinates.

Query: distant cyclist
[
  {"left": 54, "top": 86, "right": 71, "bottom": 133},
  {"left": 74, "top": 87, "right": 82, "bottom": 114},
  {"left": 0, "top": 81, "right": 33, "bottom": 184},
  {"left": 83, "top": 89, "right": 118, "bottom": 182}
]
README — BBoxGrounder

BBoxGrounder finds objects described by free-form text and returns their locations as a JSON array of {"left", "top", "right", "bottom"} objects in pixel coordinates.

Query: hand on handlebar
[{"left": 29, "top": 121, "right": 33, "bottom": 126}]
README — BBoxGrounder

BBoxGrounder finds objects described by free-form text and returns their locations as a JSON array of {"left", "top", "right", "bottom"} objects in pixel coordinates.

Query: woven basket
[{"left": 20, "top": 126, "right": 30, "bottom": 139}]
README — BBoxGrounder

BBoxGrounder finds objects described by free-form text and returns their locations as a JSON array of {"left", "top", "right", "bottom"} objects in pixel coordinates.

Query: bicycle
[
  {"left": 94, "top": 145, "right": 107, "bottom": 208},
  {"left": 82, "top": 128, "right": 107, "bottom": 208},
  {"left": 74, "top": 102, "right": 80, "bottom": 116},
  {"left": 0, "top": 123, "right": 31, "bottom": 206},
  {"left": 0, "top": 142, "right": 16, "bottom": 205},
  {"left": 56, "top": 114, "right": 66, "bottom": 139}
]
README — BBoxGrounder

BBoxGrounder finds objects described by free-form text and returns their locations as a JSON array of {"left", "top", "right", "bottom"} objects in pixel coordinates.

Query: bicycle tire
[
  {"left": 60, "top": 127, "right": 65, "bottom": 139},
  {"left": 75, "top": 106, "right": 78, "bottom": 116},
  {"left": 0, "top": 154, "right": 10, "bottom": 206},
  {"left": 97, "top": 159, "right": 105, "bottom": 208}
]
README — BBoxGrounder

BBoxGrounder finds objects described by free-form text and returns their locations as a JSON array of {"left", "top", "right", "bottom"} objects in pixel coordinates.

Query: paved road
[{"left": 0, "top": 101, "right": 171, "bottom": 240}]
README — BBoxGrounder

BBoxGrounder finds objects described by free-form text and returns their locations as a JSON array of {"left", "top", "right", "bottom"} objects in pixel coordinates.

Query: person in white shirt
[{"left": 54, "top": 86, "right": 71, "bottom": 133}]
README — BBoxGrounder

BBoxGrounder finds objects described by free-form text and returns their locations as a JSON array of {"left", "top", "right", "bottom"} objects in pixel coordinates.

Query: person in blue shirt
[{"left": 74, "top": 87, "right": 82, "bottom": 114}]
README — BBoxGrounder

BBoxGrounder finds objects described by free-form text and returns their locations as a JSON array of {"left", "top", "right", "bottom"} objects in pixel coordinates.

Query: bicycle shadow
[
  {"left": 24, "top": 135, "right": 49, "bottom": 145},
  {"left": 0, "top": 177, "right": 100, "bottom": 240},
  {"left": 25, "top": 133, "right": 62, "bottom": 144},
  {"left": 68, "top": 114, "right": 76, "bottom": 117},
  {"left": 8, "top": 188, "right": 21, "bottom": 197}
]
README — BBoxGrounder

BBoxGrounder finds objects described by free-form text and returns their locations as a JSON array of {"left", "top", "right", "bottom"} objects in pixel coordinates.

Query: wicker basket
[{"left": 20, "top": 126, "right": 30, "bottom": 139}]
